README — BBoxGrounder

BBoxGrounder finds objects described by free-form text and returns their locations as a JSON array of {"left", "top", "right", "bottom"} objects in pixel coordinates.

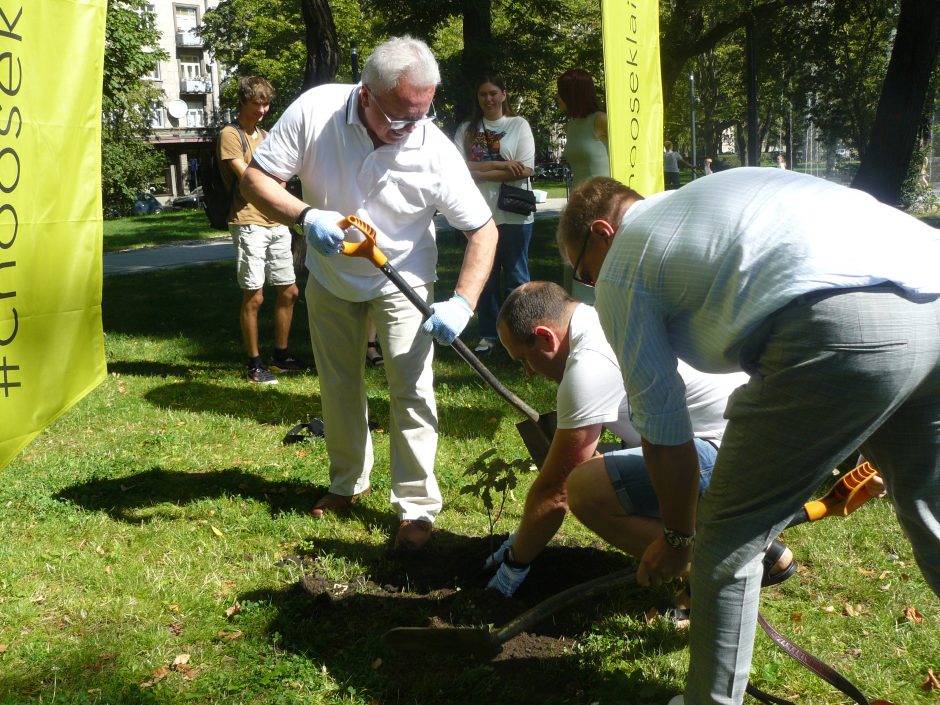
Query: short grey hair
[{"left": 361, "top": 36, "right": 441, "bottom": 94}]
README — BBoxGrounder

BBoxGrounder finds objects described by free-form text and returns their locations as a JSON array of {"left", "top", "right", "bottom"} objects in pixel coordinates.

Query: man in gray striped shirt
[{"left": 557, "top": 168, "right": 940, "bottom": 705}]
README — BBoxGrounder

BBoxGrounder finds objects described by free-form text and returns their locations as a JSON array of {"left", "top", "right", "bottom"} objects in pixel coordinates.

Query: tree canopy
[{"left": 190, "top": 0, "right": 939, "bottom": 206}]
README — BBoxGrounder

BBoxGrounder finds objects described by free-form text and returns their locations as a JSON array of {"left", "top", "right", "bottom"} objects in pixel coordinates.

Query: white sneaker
[
  {"left": 666, "top": 695, "right": 685, "bottom": 705},
  {"left": 473, "top": 338, "right": 498, "bottom": 355}
]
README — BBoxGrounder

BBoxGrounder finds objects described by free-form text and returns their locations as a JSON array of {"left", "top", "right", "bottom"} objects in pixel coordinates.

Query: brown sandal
[{"left": 311, "top": 487, "right": 372, "bottom": 518}]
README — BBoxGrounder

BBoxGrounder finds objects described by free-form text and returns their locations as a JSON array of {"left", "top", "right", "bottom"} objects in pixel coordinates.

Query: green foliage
[
  {"left": 200, "top": 0, "right": 381, "bottom": 121},
  {"left": 460, "top": 448, "right": 528, "bottom": 549},
  {"left": 102, "top": 0, "right": 168, "bottom": 216}
]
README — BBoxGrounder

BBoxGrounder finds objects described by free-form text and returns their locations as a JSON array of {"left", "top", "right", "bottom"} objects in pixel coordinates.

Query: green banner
[
  {"left": 0, "top": 1, "right": 107, "bottom": 468},
  {"left": 602, "top": 0, "right": 664, "bottom": 195}
]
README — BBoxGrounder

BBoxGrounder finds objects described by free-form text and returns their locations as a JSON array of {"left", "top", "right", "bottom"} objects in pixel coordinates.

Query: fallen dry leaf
[
  {"left": 225, "top": 602, "right": 241, "bottom": 619},
  {"left": 905, "top": 606, "right": 924, "bottom": 624},
  {"left": 921, "top": 668, "right": 940, "bottom": 692},
  {"left": 172, "top": 653, "right": 191, "bottom": 667},
  {"left": 823, "top": 605, "right": 836, "bottom": 613},
  {"left": 210, "top": 525, "right": 224, "bottom": 538},
  {"left": 0, "top": 644, "right": 7, "bottom": 653},
  {"left": 166, "top": 604, "right": 180, "bottom": 613},
  {"left": 169, "top": 622, "right": 184, "bottom": 636},
  {"left": 857, "top": 567, "right": 876, "bottom": 576},
  {"left": 215, "top": 629, "right": 243, "bottom": 641},
  {"left": 879, "top": 570, "right": 892, "bottom": 580},
  {"left": 140, "top": 665, "right": 170, "bottom": 688},
  {"left": 644, "top": 606, "right": 659, "bottom": 624},
  {"left": 790, "top": 612, "right": 802, "bottom": 622},
  {"left": 843, "top": 603, "right": 866, "bottom": 617}
]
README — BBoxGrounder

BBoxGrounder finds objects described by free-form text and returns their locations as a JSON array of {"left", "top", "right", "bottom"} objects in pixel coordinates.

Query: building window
[
  {"left": 175, "top": 5, "right": 198, "bottom": 32},
  {"left": 185, "top": 100, "right": 205, "bottom": 128},
  {"left": 150, "top": 103, "right": 165, "bottom": 128},
  {"left": 178, "top": 52, "right": 202, "bottom": 80}
]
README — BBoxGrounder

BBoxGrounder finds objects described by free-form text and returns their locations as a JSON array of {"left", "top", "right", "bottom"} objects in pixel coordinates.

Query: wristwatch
[{"left": 663, "top": 527, "right": 695, "bottom": 549}]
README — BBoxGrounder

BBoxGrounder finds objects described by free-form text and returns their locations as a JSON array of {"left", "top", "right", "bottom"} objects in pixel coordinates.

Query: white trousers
[{"left": 306, "top": 275, "right": 442, "bottom": 522}]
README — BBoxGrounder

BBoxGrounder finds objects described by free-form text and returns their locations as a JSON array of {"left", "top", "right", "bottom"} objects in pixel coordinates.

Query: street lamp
[{"left": 689, "top": 73, "right": 698, "bottom": 177}]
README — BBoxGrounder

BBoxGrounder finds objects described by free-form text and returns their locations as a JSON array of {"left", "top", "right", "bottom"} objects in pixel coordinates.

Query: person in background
[
  {"left": 556, "top": 68, "right": 609, "bottom": 304},
  {"left": 776, "top": 153, "right": 787, "bottom": 169},
  {"left": 703, "top": 157, "right": 713, "bottom": 175},
  {"left": 484, "top": 282, "right": 795, "bottom": 605},
  {"left": 219, "top": 76, "right": 308, "bottom": 385},
  {"left": 663, "top": 140, "right": 692, "bottom": 189},
  {"left": 557, "top": 170, "right": 940, "bottom": 705},
  {"left": 454, "top": 74, "right": 535, "bottom": 356},
  {"left": 240, "top": 37, "right": 498, "bottom": 551}
]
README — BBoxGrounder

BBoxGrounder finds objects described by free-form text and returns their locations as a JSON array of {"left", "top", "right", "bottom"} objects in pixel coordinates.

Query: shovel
[
  {"left": 383, "top": 461, "right": 883, "bottom": 657},
  {"left": 338, "top": 215, "right": 556, "bottom": 466}
]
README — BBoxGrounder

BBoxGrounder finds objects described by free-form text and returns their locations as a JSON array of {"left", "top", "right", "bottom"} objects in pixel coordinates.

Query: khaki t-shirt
[{"left": 218, "top": 124, "right": 276, "bottom": 226}]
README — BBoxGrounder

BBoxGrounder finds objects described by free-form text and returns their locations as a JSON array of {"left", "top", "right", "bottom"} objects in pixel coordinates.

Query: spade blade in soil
[
  {"left": 383, "top": 625, "right": 500, "bottom": 657},
  {"left": 516, "top": 411, "right": 557, "bottom": 468}
]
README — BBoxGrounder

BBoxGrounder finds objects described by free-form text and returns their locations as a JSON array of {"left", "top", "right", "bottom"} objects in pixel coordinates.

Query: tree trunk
[
  {"left": 300, "top": 0, "right": 339, "bottom": 91},
  {"left": 852, "top": 0, "right": 940, "bottom": 205},
  {"left": 455, "top": 0, "right": 493, "bottom": 120}
]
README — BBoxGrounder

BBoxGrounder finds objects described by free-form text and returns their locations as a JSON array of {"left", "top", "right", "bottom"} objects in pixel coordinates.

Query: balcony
[
  {"left": 176, "top": 30, "right": 202, "bottom": 47},
  {"left": 180, "top": 78, "right": 212, "bottom": 94}
]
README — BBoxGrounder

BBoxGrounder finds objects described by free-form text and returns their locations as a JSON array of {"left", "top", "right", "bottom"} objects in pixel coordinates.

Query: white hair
[{"left": 361, "top": 36, "right": 440, "bottom": 94}]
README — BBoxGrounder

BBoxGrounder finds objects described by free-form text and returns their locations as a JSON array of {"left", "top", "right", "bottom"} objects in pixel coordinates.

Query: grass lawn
[
  {"left": 2, "top": 218, "right": 938, "bottom": 704},
  {"left": 103, "top": 209, "right": 224, "bottom": 252}
]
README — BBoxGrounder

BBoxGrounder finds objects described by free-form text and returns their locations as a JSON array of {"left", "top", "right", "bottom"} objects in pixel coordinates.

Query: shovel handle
[
  {"left": 787, "top": 461, "right": 881, "bottom": 528},
  {"left": 338, "top": 215, "right": 541, "bottom": 423}
]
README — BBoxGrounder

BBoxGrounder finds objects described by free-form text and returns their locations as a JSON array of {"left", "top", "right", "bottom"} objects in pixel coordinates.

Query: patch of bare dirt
[{"left": 275, "top": 530, "right": 679, "bottom": 704}]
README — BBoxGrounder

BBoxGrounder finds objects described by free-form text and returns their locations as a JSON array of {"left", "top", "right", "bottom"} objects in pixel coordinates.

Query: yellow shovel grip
[
  {"left": 338, "top": 215, "right": 388, "bottom": 268},
  {"left": 803, "top": 461, "right": 881, "bottom": 521}
]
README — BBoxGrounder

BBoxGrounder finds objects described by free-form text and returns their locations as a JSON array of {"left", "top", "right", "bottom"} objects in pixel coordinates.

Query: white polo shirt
[
  {"left": 253, "top": 83, "right": 492, "bottom": 302},
  {"left": 557, "top": 304, "right": 745, "bottom": 447}
]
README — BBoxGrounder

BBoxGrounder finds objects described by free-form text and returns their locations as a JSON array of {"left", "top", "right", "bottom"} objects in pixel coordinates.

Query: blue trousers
[
  {"left": 686, "top": 286, "right": 940, "bottom": 704},
  {"left": 476, "top": 222, "right": 533, "bottom": 340}
]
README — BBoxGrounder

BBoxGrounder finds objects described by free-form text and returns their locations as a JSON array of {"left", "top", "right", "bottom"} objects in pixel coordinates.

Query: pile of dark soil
[{"left": 261, "top": 530, "right": 683, "bottom": 704}]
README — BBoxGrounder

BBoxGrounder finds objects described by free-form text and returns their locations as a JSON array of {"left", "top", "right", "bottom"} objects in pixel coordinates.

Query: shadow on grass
[
  {"left": 238, "top": 529, "right": 685, "bottom": 705},
  {"left": 52, "top": 466, "right": 368, "bottom": 522}
]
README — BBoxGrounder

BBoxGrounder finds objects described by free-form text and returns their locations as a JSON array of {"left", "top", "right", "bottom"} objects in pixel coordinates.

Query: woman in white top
[{"left": 454, "top": 74, "right": 535, "bottom": 355}]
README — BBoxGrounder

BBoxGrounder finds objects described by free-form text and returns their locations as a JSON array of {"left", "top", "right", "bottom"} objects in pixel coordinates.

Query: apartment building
[{"left": 143, "top": 0, "right": 226, "bottom": 199}]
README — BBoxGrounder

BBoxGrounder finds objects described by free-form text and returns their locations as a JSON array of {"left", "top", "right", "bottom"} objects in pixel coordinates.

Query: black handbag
[
  {"left": 480, "top": 125, "right": 536, "bottom": 216},
  {"left": 498, "top": 179, "right": 537, "bottom": 216}
]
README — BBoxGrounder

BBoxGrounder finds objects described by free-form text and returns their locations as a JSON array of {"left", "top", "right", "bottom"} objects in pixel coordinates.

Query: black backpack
[{"left": 201, "top": 123, "right": 249, "bottom": 231}]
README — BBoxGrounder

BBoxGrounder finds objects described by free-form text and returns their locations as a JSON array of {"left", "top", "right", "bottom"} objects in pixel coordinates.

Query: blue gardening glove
[
  {"left": 421, "top": 293, "right": 473, "bottom": 345},
  {"left": 300, "top": 208, "right": 346, "bottom": 256},
  {"left": 487, "top": 560, "right": 531, "bottom": 598},
  {"left": 483, "top": 533, "right": 516, "bottom": 572}
]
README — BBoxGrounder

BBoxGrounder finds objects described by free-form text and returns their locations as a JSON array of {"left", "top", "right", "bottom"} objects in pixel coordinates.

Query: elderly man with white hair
[{"left": 241, "top": 36, "right": 498, "bottom": 551}]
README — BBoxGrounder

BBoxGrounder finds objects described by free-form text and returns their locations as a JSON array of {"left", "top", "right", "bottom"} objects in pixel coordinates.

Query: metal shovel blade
[{"left": 516, "top": 411, "right": 557, "bottom": 468}]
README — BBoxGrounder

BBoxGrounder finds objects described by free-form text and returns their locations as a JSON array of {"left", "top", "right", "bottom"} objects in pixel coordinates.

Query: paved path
[{"left": 103, "top": 197, "right": 568, "bottom": 276}]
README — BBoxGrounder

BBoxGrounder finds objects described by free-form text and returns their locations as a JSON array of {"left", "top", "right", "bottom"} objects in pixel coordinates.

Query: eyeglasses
[
  {"left": 571, "top": 230, "right": 595, "bottom": 287},
  {"left": 370, "top": 91, "right": 436, "bottom": 131}
]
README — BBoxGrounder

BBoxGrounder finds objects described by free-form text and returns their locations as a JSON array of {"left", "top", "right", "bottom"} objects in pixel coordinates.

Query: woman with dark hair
[
  {"left": 454, "top": 74, "right": 536, "bottom": 355},
  {"left": 556, "top": 68, "right": 609, "bottom": 187}
]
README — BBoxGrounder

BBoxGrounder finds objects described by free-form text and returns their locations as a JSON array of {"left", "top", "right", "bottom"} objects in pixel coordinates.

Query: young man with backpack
[{"left": 219, "top": 76, "right": 308, "bottom": 384}]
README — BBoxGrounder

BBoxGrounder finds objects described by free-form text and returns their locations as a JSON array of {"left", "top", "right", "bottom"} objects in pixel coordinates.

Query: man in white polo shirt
[{"left": 241, "top": 36, "right": 498, "bottom": 552}]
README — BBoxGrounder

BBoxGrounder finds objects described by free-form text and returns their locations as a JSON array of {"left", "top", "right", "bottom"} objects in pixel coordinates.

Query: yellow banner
[
  {"left": 602, "top": 0, "right": 664, "bottom": 195},
  {"left": 0, "top": 1, "right": 107, "bottom": 469}
]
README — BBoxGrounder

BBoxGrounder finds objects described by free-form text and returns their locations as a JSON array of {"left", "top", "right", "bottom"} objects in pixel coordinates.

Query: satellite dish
[{"left": 166, "top": 99, "right": 187, "bottom": 119}]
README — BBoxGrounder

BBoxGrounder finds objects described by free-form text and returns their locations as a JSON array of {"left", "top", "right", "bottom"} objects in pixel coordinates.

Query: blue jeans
[
  {"left": 604, "top": 438, "right": 718, "bottom": 516},
  {"left": 477, "top": 222, "right": 533, "bottom": 340}
]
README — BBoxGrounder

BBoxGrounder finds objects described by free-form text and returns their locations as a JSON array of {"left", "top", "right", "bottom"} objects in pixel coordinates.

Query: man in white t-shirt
[
  {"left": 484, "top": 282, "right": 793, "bottom": 599},
  {"left": 240, "top": 37, "right": 499, "bottom": 552}
]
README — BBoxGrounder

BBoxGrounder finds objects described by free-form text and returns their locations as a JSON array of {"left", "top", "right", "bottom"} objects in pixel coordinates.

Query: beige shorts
[{"left": 229, "top": 223, "right": 295, "bottom": 290}]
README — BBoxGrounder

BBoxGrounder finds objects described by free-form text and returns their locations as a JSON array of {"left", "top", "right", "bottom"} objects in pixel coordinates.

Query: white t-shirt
[
  {"left": 252, "top": 83, "right": 492, "bottom": 302},
  {"left": 557, "top": 304, "right": 746, "bottom": 447},
  {"left": 454, "top": 115, "right": 535, "bottom": 226}
]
